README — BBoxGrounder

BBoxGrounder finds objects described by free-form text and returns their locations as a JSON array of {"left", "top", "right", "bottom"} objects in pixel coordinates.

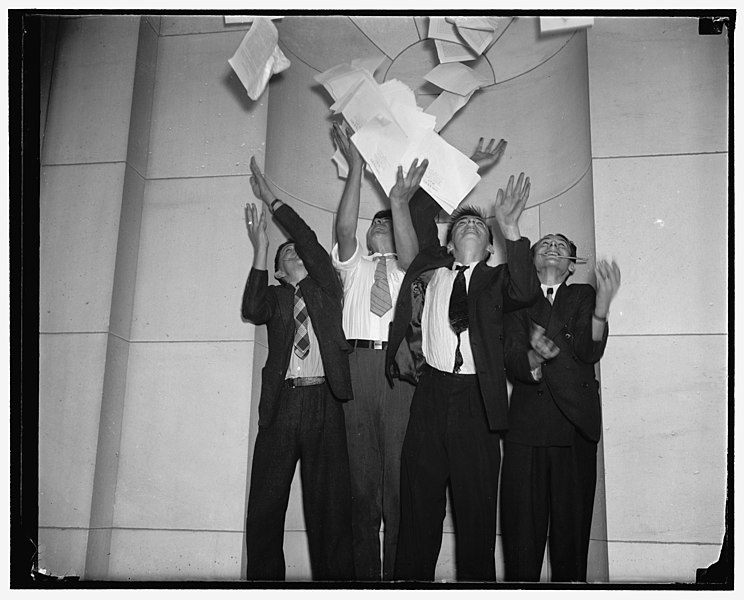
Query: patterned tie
[
  {"left": 546, "top": 287, "right": 554, "bottom": 305},
  {"left": 448, "top": 265, "right": 470, "bottom": 374},
  {"left": 370, "top": 255, "right": 392, "bottom": 317},
  {"left": 293, "top": 286, "right": 310, "bottom": 359}
]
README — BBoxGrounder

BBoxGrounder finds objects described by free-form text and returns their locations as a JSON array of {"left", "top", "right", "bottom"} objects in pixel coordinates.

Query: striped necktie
[
  {"left": 370, "top": 255, "right": 392, "bottom": 317},
  {"left": 293, "top": 286, "right": 310, "bottom": 359},
  {"left": 448, "top": 265, "right": 470, "bottom": 374}
]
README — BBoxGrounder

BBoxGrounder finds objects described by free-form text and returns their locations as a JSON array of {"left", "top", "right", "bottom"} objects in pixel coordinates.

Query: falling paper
[
  {"left": 424, "top": 89, "right": 476, "bottom": 133},
  {"left": 350, "top": 54, "right": 386, "bottom": 78},
  {"left": 539, "top": 17, "right": 594, "bottom": 33},
  {"left": 434, "top": 39, "right": 478, "bottom": 63},
  {"left": 224, "top": 16, "right": 283, "bottom": 24},
  {"left": 446, "top": 17, "right": 500, "bottom": 55},
  {"left": 228, "top": 18, "right": 290, "bottom": 100},
  {"left": 428, "top": 17, "right": 478, "bottom": 63},
  {"left": 319, "top": 58, "right": 480, "bottom": 211},
  {"left": 424, "top": 63, "right": 488, "bottom": 96}
]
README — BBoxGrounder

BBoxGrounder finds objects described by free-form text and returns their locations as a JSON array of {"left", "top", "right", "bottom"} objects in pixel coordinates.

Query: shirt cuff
[{"left": 331, "top": 238, "right": 362, "bottom": 270}]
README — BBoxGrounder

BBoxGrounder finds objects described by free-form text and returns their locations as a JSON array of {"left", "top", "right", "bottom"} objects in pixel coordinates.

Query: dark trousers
[
  {"left": 245, "top": 382, "right": 354, "bottom": 581},
  {"left": 344, "top": 347, "right": 414, "bottom": 580},
  {"left": 394, "top": 366, "right": 501, "bottom": 582},
  {"left": 500, "top": 432, "right": 597, "bottom": 582}
]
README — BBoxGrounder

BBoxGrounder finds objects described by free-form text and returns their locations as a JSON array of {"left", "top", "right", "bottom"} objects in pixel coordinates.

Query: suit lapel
[{"left": 528, "top": 295, "right": 551, "bottom": 331}]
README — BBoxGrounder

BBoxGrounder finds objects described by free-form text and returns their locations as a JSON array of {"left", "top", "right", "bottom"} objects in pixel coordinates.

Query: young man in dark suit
[
  {"left": 385, "top": 173, "right": 540, "bottom": 582},
  {"left": 501, "top": 234, "right": 621, "bottom": 582},
  {"left": 241, "top": 157, "right": 354, "bottom": 581}
]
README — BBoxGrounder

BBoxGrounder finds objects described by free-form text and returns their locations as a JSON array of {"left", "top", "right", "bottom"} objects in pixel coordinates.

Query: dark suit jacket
[
  {"left": 242, "top": 204, "right": 353, "bottom": 427},
  {"left": 504, "top": 283, "right": 608, "bottom": 444},
  {"left": 385, "top": 207, "right": 540, "bottom": 432}
]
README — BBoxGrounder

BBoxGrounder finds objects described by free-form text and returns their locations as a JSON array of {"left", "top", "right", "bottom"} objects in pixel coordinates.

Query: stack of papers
[
  {"left": 228, "top": 18, "right": 290, "bottom": 101},
  {"left": 315, "top": 59, "right": 480, "bottom": 214}
]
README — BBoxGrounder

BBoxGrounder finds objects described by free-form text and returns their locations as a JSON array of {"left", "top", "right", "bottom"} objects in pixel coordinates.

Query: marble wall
[{"left": 587, "top": 17, "right": 728, "bottom": 582}]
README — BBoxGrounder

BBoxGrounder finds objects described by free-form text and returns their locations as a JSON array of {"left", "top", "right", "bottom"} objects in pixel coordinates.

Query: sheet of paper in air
[
  {"left": 314, "top": 57, "right": 382, "bottom": 101},
  {"left": 228, "top": 18, "right": 290, "bottom": 100},
  {"left": 352, "top": 106, "right": 479, "bottom": 213},
  {"left": 399, "top": 129, "right": 480, "bottom": 214},
  {"left": 424, "top": 89, "right": 476, "bottom": 133},
  {"left": 352, "top": 116, "right": 412, "bottom": 193},
  {"left": 224, "top": 16, "right": 283, "bottom": 24},
  {"left": 320, "top": 58, "right": 479, "bottom": 211},
  {"left": 424, "top": 62, "right": 489, "bottom": 96},
  {"left": 379, "top": 79, "right": 417, "bottom": 111},
  {"left": 428, "top": 17, "right": 478, "bottom": 63},
  {"left": 350, "top": 54, "right": 386, "bottom": 78},
  {"left": 331, "top": 77, "right": 400, "bottom": 132},
  {"left": 446, "top": 17, "right": 500, "bottom": 55},
  {"left": 539, "top": 17, "right": 594, "bottom": 33}
]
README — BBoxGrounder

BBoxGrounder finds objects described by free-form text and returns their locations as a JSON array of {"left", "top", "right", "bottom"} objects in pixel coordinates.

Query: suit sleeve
[
  {"left": 503, "top": 237, "right": 541, "bottom": 312},
  {"left": 241, "top": 268, "right": 274, "bottom": 324},
  {"left": 571, "top": 285, "right": 608, "bottom": 364},
  {"left": 504, "top": 309, "right": 539, "bottom": 384},
  {"left": 273, "top": 203, "right": 342, "bottom": 300},
  {"left": 409, "top": 188, "right": 441, "bottom": 252}
]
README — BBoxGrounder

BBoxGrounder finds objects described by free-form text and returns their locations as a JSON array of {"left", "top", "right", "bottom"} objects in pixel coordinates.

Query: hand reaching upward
[
  {"left": 470, "top": 137, "right": 507, "bottom": 175},
  {"left": 493, "top": 172, "right": 531, "bottom": 241}
]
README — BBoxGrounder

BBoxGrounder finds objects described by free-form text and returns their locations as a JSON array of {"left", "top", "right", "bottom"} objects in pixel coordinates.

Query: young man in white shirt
[{"left": 385, "top": 173, "right": 539, "bottom": 581}]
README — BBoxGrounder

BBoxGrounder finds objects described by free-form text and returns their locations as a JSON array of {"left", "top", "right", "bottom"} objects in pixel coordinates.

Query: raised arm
[
  {"left": 241, "top": 201, "right": 273, "bottom": 324},
  {"left": 389, "top": 158, "right": 429, "bottom": 270},
  {"left": 492, "top": 173, "right": 540, "bottom": 308},
  {"left": 249, "top": 156, "right": 341, "bottom": 297},
  {"left": 493, "top": 172, "right": 530, "bottom": 242},
  {"left": 591, "top": 259, "right": 621, "bottom": 341},
  {"left": 332, "top": 122, "right": 365, "bottom": 262}
]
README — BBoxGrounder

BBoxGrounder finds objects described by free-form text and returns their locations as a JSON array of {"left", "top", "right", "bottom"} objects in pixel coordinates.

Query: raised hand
[
  {"left": 470, "top": 137, "right": 507, "bottom": 174},
  {"left": 594, "top": 259, "right": 621, "bottom": 317},
  {"left": 493, "top": 172, "right": 530, "bottom": 240},
  {"left": 249, "top": 156, "right": 276, "bottom": 206},
  {"left": 530, "top": 323, "right": 560, "bottom": 361},
  {"left": 389, "top": 158, "right": 429, "bottom": 205},
  {"left": 245, "top": 202, "right": 268, "bottom": 253},
  {"left": 331, "top": 121, "right": 365, "bottom": 170}
]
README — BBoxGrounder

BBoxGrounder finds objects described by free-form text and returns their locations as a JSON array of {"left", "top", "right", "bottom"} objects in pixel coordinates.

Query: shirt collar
[
  {"left": 452, "top": 260, "right": 480, "bottom": 271},
  {"left": 541, "top": 282, "right": 563, "bottom": 295},
  {"left": 364, "top": 252, "right": 397, "bottom": 261}
]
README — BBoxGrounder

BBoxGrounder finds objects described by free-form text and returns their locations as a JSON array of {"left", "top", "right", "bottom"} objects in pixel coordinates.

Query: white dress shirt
[
  {"left": 541, "top": 282, "right": 563, "bottom": 301},
  {"left": 332, "top": 239, "right": 405, "bottom": 342},
  {"left": 421, "top": 261, "right": 479, "bottom": 374}
]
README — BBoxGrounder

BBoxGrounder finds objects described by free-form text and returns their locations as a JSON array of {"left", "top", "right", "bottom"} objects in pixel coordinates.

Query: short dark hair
[
  {"left": 531, "top": 233, "right": 578, "bottom": 279},
  {"left": 274, "top": 240, "right": 294, "bottom": 275},
  {"left": 372, "top": 209, "right": 392, "bottom": 221},
  {"left": 446, "top": 205, "right": 493, "bottom": 244}
]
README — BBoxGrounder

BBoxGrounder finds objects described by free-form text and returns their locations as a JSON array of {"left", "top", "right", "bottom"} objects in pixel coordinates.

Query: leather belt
[
  {"left": 348, "top": 339, "right": 388, "bottom": 350},
  {"left": 285, "top": 376, "right": 326, "bottom": 388}
]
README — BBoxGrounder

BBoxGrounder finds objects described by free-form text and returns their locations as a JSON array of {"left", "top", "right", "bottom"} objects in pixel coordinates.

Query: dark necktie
[
  {"left": 293, "top": 286, "right": 310, "bottom": 359},
  {"left": 370, "top": 255, "right": 392, "bottom": 317},
  {"left": 448, "top": 265, "right": 470, "bottom": 374},
  {"left": 546, "top": 287, "right": 554, "bottom": 305}
]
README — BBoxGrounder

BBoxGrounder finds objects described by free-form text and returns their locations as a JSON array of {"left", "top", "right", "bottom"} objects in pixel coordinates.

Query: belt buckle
[{"left": 373, "top": 340, "right": 383, "bottom": 350}]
